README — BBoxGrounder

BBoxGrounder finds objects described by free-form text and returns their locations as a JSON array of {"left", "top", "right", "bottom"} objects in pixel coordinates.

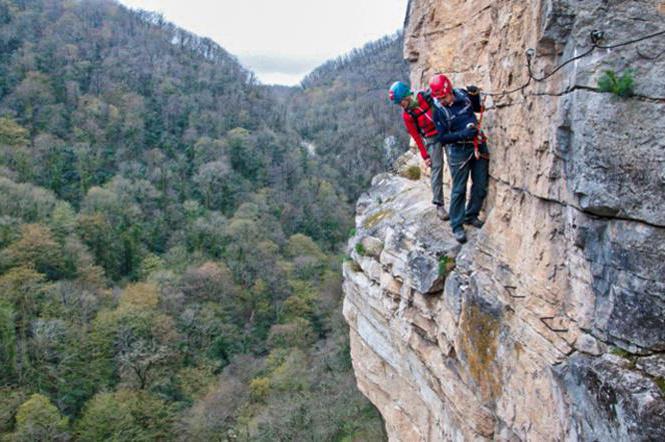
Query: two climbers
[
  {"left": 390, "top": 75, "right": 489, "bottom": 244},
  {"left": 389, "top": 81, "right": 449, "bottom": 221}
]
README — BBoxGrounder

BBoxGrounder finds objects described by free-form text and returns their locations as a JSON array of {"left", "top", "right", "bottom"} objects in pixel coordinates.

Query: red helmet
[{"left": 429, "top": 74, "right": 452, "bottom": 98}]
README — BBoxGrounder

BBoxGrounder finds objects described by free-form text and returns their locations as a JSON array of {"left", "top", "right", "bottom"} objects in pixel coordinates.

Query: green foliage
[
  {"left": 335, "top": 403, "right": 387, "bottom": 442},
  {"left": 655, "top": 377, "right": 665, "bottom": 395},
  {"left": 347, "top": 260, "right": 362, "bottom": 273},
  {"left": 0, "top": 117, "right": 29, "bottom": 146},
  {"left": 76, "top": 390, "right": 173, "bottom": 442},
  {"left": 12, "top": 394, "right": 68, "bottom": 442},
  {"left": 268, "top": 318, "right": 316, "bottom": 349},
  {"left": 293, "top": 33, "right": 410, "bottom": 200},
  {"left": 0, "top": 266, "right": 48, "bottom": 322},
  {"left": 597, "top": 69, "right": 635, "bottom": 97},
  {"left": 401, "top": 165, "right": 422, "bottom": 180},
  {"left": 609, "top": 346, "right": 628, "bottom": 358},
  {"left": 0, "top": 0, "right": 394, "bottom": 437},
  {"left": 249, "top": 377, "right": 271, "bottom": 402},
  {"left": 438, "top": 255, "right": 456, "bottom": 279},
  {"left": 285, "top": 234, "right": 324, "bottom": 260},
  {"left": 0, "top": 303, "right": 16, "bottom": 383},
  {"left": 282, "top": 291, "right": 316, "bottom": 323},
  {"left": 355, "top": 242, "right": 366, "bottom": 256},
  {"left": 0, "top": 388, "right": 26, "bottom": 434},
  {"left": 0, "top": 177, "right": 58, "bottom": 223},
  {"left": 90, "top": 306, "right": 180, "bottom": 390},
  {"left": 175, "top": 363, "right": 217, "bottom": 401},
  {"left": 48, "top": 202, "right": 77, "bottom": 241},
  {"left": 137, "top": 253, "right": 165, "bottom": 280},
  {"left": 2, "top": 224, "right": 71, "bottom": 280},
  {"left": 609, "top": 346, "right": 633, "bottom": 359}
]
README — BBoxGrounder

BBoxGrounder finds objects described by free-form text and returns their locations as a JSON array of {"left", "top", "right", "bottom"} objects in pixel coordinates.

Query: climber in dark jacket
[{"left": 430, "top": 74, "right": 489, "bottom": 244}]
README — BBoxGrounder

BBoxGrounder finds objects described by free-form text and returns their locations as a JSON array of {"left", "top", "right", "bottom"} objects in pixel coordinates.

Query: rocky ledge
[
  {"left": 343, "top": 157, "right": 665, "bottom": 441},
  {"left": 343, "top": 0, "right": 664, "bottom": 440}
]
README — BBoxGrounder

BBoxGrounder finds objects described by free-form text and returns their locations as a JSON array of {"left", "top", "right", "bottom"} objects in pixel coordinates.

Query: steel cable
[{"left": 481, "top": 28, "right": 665, "bottom": 99}]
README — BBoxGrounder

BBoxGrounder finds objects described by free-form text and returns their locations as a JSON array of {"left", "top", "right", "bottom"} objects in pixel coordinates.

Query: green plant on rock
[
  {"left": 655, "top": 377, "right": 665, "bottom": 395},
  {"left": 609, "top": 346, "right": 637, "bottom": 369},
  {"left": 401, "top": 165, "right": 421, "bottom": 180},
  {"left": 438, "top": 255, "right": 456, "bottom": 279},
  {"left": 597, "top": 69, "right": 635, "bottom": 97},
  {"left": 609, "top": 346, "right": 631, "bottom": 359},
  {"left": 355, "top": 243, "right": 366, "bottom": 256},
  {"left": 347, "top": 260, "right": 362, "bottom": 273},
  {"left": 363, "top": 209, "right": 392, "bottom": 229}
]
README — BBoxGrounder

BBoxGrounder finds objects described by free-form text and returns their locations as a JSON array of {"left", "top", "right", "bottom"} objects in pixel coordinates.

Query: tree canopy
[{"left": 0, "top": 0, "right": 408, "bottom": 440}]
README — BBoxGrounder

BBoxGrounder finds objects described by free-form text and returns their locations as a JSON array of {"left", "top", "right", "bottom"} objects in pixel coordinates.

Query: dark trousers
[
  {"left": 425, "top": 136, "right": 444, "bottom": 206},
  {"left": 446, "top": 143, "right": 489, "bottom": 231}
]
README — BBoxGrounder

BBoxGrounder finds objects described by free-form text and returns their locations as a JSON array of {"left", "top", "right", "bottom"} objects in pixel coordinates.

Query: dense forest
[
  {"left": 0, "top": 0, "right": 408, "bottom": 440},
  {"left": 290, "top": 33, "right": 410, "bottom": 199}
]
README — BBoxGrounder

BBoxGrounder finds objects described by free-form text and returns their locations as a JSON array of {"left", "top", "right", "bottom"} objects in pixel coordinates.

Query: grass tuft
[
  {"left": 438, "top": 255, "right": 456, "bottom": 279},
  {"left": 597, "top": 69, "right": 635, "bottom": 97},
  {"left": 400, "top": 165, "right": 421, "bottom": 180}
]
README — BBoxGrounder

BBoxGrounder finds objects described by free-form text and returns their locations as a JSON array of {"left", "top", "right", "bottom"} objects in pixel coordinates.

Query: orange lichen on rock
[{"left": 459, "top": 303, "right": 501, "bottom": 401}]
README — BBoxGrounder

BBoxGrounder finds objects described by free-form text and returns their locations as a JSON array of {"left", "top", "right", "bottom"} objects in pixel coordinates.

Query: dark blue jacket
[{"left": 433, "top": 89, "right": 482, "bottom": 145}]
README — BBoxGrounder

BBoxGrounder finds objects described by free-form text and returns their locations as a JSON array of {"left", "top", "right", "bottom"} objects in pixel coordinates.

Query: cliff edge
[{"left": 343, "top": 0, "right": 665, "bottom": 440}]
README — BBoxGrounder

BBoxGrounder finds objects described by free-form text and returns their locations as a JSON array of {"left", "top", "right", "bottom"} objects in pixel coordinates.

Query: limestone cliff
[{"left": 343, "top": 0, "right": 665, "bottom": 440}]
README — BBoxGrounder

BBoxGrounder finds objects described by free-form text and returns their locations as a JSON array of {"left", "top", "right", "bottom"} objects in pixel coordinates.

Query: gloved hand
[{"left": 466, "top": 85, "right": 480, "bottom": 95}]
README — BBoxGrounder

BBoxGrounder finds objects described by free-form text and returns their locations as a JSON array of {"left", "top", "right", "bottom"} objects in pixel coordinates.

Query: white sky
[{"left": 117, "top": 0, "right": 408, "bottom": 85}]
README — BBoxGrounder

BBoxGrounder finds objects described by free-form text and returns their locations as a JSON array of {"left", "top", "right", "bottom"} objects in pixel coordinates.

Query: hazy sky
[{"left": 118, "top": 0, "right": 408, "bottom": 85}]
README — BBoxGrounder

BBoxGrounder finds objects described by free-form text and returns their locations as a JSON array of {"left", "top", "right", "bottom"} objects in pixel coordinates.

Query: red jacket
[{"left": 402, "top": 92, "right": 438, "bottom": 160}]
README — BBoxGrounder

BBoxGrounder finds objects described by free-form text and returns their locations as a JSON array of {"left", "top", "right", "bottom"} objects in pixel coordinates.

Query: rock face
[{"left": 343, "top": 1, "right": 665, "bottom": 440}]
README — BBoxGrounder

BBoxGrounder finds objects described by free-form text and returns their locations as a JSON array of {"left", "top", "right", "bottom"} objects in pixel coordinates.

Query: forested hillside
[
  {"left": 0, "top": 0, "right": 407, "bottom": 440},
  {"left": 289, "top": 33, "right": 410, "bottom": 199}
]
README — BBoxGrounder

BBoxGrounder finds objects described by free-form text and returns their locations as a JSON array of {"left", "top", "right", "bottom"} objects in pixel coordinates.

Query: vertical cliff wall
[{"left": 343, "top": 0, "right": 665, "bottom": 440}]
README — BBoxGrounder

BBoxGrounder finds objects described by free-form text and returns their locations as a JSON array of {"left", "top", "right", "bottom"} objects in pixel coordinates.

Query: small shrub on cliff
[
  {"left": 438, "top": 255, "right": 455, "bottom": 279},
  {"left": 609, "top": 346, "right": 631, "bottom": 359},
  {"left": 655, "top": 377, "right": 665, "bottom": 395},
  {"left": 597, "top": 69, "right": 635, "bottom": 97},
  {"left": 610, "top": 346, "right": 637, "bottom": 368},
  {"left": 345, "top": 259, "right": 362, "bottom": 273},
  {"left": 355, "top": 243, "right": 366, "bottom": 256},
  {"left": 400, "top": 165, "right": 421, "bottom": 180}
]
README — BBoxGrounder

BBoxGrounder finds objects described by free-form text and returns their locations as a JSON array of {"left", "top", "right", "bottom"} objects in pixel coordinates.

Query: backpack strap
[
  {"left": 453, "top": 88, "right": 472, "bottom": 107},
  {"left": 406, "top": 92, "right": 435, "bottom": 137}
]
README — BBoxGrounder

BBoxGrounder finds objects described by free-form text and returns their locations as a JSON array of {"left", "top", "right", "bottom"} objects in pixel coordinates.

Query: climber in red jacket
[{"left": 389, "top": 81, "right": 448, "bottom": 221}]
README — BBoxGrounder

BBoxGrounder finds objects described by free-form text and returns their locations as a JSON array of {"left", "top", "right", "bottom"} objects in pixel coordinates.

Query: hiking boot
[
  {"left": 464, "top": 217, "right": 484, "bottom": 228},
  {"left": 453, "top": 227, "right": 467, "bottom": 244},
  {"left": 436, "top": 205, "right": 450, "bottom": 221}
]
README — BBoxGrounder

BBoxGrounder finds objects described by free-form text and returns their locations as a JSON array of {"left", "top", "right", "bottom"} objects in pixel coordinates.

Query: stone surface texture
[{"left": 343, "top": 1, "right": 665, "bottom": 440}]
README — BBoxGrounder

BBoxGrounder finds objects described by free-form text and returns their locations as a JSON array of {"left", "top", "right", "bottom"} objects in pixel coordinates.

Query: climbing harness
[
  {"left": 456, "top": 94, "right": 489, "bottom": 170},
  {"left": 472, "top": 95, "right": 489, "bottom": 161}
]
